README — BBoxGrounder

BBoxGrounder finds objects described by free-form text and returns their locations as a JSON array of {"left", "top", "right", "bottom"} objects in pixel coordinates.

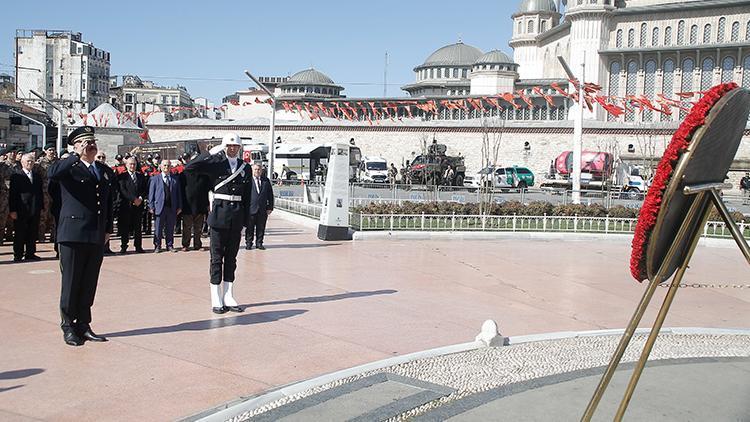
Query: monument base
[{"left": 317, "top": 224, "right": 349, "bottom": 241}]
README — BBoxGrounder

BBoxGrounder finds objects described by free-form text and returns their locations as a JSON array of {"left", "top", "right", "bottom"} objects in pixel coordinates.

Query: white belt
[{"left": 213, "top": 194, "right": 243, "bottom": 202}]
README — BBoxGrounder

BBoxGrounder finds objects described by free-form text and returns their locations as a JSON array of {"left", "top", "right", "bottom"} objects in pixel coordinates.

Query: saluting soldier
[
  {"left": 48, "top": 126, "right": 115, "bottom": 346},
  {"left": 185, "top": 133, "right": 249, "bottom": 314}
]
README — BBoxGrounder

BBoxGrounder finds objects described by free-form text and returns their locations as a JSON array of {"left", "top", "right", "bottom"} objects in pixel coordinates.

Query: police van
[{"left": 358, "top": 156, "right": 389, "bottom": 183}]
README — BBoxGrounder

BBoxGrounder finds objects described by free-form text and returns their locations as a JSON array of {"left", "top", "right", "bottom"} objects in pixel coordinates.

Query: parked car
[
  {"left": 464, "top": 166, "right": 535, "bottom": 190},
  {"left": 358, "top": 156, "right": 389, "bottom": 183}
]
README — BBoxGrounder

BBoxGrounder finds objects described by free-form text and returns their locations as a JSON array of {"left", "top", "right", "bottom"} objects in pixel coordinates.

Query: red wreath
[{"left": 630, "top": 82, "right": 738, "bottom": 282}]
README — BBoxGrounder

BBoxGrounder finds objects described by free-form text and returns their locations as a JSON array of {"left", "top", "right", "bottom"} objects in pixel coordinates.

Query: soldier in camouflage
[{"left": 36, "top": 145, "right": 59, "bottom": 243}]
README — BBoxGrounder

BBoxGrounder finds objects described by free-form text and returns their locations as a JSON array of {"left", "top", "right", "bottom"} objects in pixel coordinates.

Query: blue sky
[{"left": 3, "top": 0, "right": 524, "bottom": 103}]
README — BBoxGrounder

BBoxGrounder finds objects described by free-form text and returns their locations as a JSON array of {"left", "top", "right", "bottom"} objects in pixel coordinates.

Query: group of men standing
[{"left": 2, "top": 127, "right": 275, "bottom": 345}]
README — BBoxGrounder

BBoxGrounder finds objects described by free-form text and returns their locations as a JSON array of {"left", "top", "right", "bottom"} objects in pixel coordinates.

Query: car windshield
[{"left": 366, "top": 162, "right": 387, "bottom": 170}]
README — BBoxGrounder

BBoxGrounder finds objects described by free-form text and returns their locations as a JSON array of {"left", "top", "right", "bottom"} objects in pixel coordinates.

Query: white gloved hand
[{"left": 209, "top": 144, "right": 224, "bottom": 155}]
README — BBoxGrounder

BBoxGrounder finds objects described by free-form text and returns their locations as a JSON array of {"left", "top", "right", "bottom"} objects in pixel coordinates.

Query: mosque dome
[
  {"left": 287, "top": 68, "right": 336, "bottom": 85},
  {"left": 517, "top": 0, "right": 557, "bottom": 13},
  {"left": 418, "top": 42, "right": 484, "bottom": 68},
  {"left": 474, "top": 50, "right": 515, "bottom": 65}
]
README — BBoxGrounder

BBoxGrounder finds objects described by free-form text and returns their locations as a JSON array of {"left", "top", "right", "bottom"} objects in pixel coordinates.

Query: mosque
[{"left": 150, "top": 0, "right": 750, "bottom": 188}]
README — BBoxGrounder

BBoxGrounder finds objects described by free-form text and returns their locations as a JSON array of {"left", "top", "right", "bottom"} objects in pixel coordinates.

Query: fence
[{"left": 351, "top": 213, "right": 750, "bottom": 240}]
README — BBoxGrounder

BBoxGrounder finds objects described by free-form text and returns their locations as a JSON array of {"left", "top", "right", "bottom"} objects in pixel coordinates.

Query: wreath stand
[{"left": 581, "top": 86, "right": 750, "bottom": 421}]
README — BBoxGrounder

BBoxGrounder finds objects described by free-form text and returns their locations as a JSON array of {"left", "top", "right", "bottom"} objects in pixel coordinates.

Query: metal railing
[
  {"left": 274, "top": 198, "right": 323, "bottom": 219},
  {"left": 351, "top": 213, "right": 750, "bottom": 240}
]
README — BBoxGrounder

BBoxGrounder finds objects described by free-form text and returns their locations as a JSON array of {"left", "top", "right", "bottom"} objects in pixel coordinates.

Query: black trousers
[
  {"left": 13, "top": 214, "right": 40, "bottom": 259},
  {"left": 58, "top": 242, "right": 104, "bottom": 331},
  {"left": 245, "top": 211, "right": 268, "bottom": 246},
  {"left": 181, "top": 213, "right": 205, "bottom": 249},
  {"left": 118, "top": 207, "right": 143, "bottom": 250},
  {"left": 209, "top": 227, "right": 241, "bottom": 284}
]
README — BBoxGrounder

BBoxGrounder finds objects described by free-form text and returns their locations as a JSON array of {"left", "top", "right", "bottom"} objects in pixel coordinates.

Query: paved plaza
[{"left": 0, "top": 212, "right": 748, "bottom": 421}]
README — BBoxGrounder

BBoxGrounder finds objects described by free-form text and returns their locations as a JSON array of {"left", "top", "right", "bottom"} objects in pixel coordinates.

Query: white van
[{"left": 358, "top": 157, "right": 389, "bottom": 183}]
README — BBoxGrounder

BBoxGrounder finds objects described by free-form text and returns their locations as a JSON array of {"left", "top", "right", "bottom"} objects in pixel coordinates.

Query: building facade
[
  {"left": 109, "top": 75, "right": 195, "bottom": 122},
  {"left": 15, "top": 30, "right": 110, "bottom": 113}
]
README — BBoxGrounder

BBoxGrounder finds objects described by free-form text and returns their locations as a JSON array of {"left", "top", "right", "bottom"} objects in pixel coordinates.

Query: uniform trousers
[
  {"left": 209, "top": 226, "right": 241, "bottom": 284},
  {"left": 59, "top": 242, "right": 103, "bottom": 330},
  {"left": 181, "top": 213, "right": 205, "bottom": 250},
  {"left": 14, "top": 214, "right": 40, "bottom": 259}
]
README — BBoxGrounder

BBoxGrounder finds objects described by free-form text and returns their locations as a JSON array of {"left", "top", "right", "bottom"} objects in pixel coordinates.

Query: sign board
[{"left": 318, "top": 143, "right": 351, "bottom": 240}]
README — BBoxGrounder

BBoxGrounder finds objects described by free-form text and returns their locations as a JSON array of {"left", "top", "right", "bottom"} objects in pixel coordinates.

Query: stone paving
[
  {"left": 218, "top": 333, "right": 750, "bottom": 421},
  {"left": 0, "top": 211, "right": 748, "bottom": 421}
]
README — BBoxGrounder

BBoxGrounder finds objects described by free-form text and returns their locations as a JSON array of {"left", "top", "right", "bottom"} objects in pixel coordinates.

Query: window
[
  {"left": 700, "top": 57, "right": 714, "bottom": 90},
  {"left": 626, "top": 60, "right": 637, "bottom": 121},
  {"left": 518, "top": 21, "right": 523, "bottom": 34},
  {"left": 703, "top": 24, "right": 711, "bottom": 43},
  {"left": 541, "top": 20, "right": 547, "bottom": 32},
  {"left": 731, "top": 21, "right": 740, "bottom": 42},
  {"left": 616, "top": 29, "right": 623, "bottom": 47},
  {"left": 718, "top": 17, "right": 726, "bottom": 42},
  {"left": 643, "top": 60, "right": 656, "bottom": 121},
  {"left": 681, "top": 58, "right": 694, "bottom": 119},
  {"left": 677, "top": 20, "right": 686, "bottom": 44},
  {"left": 453, "top": 68, "right": 458, "bottom": 78},
  {"left": 528, "top": 20, "right": 534, "bottom": 33},
  {"left": 747, "top": 20, "right": 750, "bottom": 41},
  {"left": 640, "top": 23, "right": 648, "bottom": 47},
  {"left": 690, "top": 25, "right": 698, "bottom": 44},
  {"left": 652, "top": 27, "right": 659, "bottom": 46},
  {"left": 462, "top": 69, "right": 467, "bottom": 78},
  {"left": 60, "top": 75, "right": 63, "bottom": 85},
  {"left": 430, "top": 69, "right": 434, "bottom": 78},
  {"left": 664, "top": 26, "right": 672, "bottom": 46},
  {"left": 743, "top": 55, "right": 750, "bottom": 88},
  {"left": 721, "top": 56, "right": 735, "bottom": 83},
  {"left": 628, "top": 29, "right": 635, "bottom": 47},
  {"left": 661, "top": 59, "right": 675, "bottom": 121}
]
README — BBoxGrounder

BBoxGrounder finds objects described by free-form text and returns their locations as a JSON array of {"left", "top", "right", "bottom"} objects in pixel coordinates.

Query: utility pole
[
  {"left": 383, "top": 52, "right": 388, "bottom": 97},
  {"left": 29, "top": 89, "right": 63, "bottom": 153},
  {"left": 557, "top": 55, "right": 584, "bottom": 205},
  {"left": 9, "top": 109, "right": 45, "bottom": 149},
  {"left": 244, "top": 70, "right": 276, "bottom": 178}
]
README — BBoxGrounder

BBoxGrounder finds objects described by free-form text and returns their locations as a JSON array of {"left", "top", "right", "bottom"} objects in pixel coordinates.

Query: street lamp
[
  {"left": 244, "top": 70, "right": 276, "bottom": 179},
  {"left": 9, "top": 109, "right": 46, "bottom": 149},
  {"left": 557, "top": 55, "right": 584, "bottom": 205},
  {"left": 29, "top": 89, "right": 63, "bottom": 153}
]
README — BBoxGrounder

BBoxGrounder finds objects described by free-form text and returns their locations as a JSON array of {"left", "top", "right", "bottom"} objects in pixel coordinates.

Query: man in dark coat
[
  {"left": 245, "top": 164, "right": 274, "bottom": 250},
  {"left": 48, "top": 126, "right": 114, "bottom": 346},
  {"left": 9, "top": 152, "right": 44, "bottom": 262},
  {"left": 179, "top": 152, "right": 210, "bottom": 251},
  {"left": 116, "top": 156, "right": 148, "bottom": 253},
  {"left": 185, "top": 133, "right": 249, "bottom": 313},
  {"left": 148, "top": 160, "right": 182, "bottom": 252}
]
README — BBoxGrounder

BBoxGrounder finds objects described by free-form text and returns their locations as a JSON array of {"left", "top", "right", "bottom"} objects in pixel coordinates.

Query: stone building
[{"left": 109, "top": 75, "right": 195, "bottom": 122}]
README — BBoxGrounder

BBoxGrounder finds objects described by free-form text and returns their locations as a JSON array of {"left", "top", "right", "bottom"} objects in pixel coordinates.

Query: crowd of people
[{"left": 1, "top": 128, "right": 275, "bottom": 345}]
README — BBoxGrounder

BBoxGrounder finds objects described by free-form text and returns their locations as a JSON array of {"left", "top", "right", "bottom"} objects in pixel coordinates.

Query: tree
[{"left": 478, "top": 116, "right": 505, "bottom": 216}]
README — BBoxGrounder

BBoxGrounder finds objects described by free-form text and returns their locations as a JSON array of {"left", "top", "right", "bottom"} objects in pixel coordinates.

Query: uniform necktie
[{"left": 89, "top": 164, "right": 99, "bottom": 181}]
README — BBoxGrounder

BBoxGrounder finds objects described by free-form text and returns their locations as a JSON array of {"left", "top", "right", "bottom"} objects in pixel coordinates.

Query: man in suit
[
  {"left": 185, "top": 133, "right": 250, "bottom": 313},
  {"left": 117, "top": 157, "right": 148, "bottom": 253},
  {"left": 245, "top": 164, "right": 274, "bottom": 250},
  {"left": 179, "top": 152, "right": 210, "bottom": 251},
  {"left": 148, "top": 160, "right": 181, "bottom": 253},
  {"left": 9, "top": 152, "right": 44, "bottom": 262},
  {"left": 48, "top": 126, "right": 114, "bottom": 346}
]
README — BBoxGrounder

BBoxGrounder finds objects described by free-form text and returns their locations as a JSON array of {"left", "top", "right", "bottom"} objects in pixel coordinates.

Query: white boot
[
  {"left": 223, "top": 282, "right": 243, "bottom": 312},
  {"left": 210, "top": 284, "right": 226, "bottom": 314}
]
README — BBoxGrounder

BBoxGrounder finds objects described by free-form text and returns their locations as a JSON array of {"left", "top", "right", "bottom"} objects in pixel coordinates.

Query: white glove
[{"left": 209, "top": 144, "right": 224, "bottom": 155}]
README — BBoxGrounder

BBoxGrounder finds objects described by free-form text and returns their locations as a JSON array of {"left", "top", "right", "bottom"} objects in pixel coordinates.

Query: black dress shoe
[
  {"left": 63, "top": 331, "right": 84, "bottom": 346},
  {"left": 257, "top": 244, "right": 266, "bottom": 250},
  {"left": 135, "top": 247, "right": 145, "bottom": 253},
  {"left": 25, "top": 254, "right": 42, "bottom": 261},
  {"left": 80, "top": 329, "right": 108, "bottom": 342},
  {"left": 212, "top": 306, "right": 228, "bottom": 314},
  {"left": 13, "top": 256, "right": 23, "bottom": 263},
  {"left": 245, "top": 244, "right": 253, "bottom": 250},
  {"left": 226, "top": 305, "right": 244, "bottom": 313}
]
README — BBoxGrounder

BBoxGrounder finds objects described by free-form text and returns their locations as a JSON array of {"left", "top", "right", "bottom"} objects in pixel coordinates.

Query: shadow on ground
[
  {"left": 104, "top": 309, "right": 307, "bottom": 338},
  {"left": 245, "top": 289, "right": 398, "bottom": 308}
]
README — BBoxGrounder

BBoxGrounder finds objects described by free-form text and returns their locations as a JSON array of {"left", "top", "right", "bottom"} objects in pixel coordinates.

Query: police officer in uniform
[
  {"left": 48, "top": 126, "right": 114, "bottom": 346},
  {"left": 185, "top": 133, "right": 249, "bottom": 313}
]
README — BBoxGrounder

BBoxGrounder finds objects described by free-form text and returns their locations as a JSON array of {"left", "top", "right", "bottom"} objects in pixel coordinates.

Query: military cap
[
  {"left": 181, "top": 152, "right": 191, "bottom": 160},
  {"left": 115, "top": 154, "right": 123, "bottom": 160},
  {"left": 67, "top": 125, "right": 96, "bottom": 146},
  {"left": 44, "top": 143, "right": 56, "bottom": 151},
  {"left": 124, "top": 152, "right": 132, "bottom": 159},
  {"left": 59, "top": 149, "right": 68, "bottom": 157}
]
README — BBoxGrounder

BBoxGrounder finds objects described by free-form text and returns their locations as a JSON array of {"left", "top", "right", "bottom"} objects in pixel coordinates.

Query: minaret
[{"left": 509, "top": 0, "right": 562, "bottom": 80}]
